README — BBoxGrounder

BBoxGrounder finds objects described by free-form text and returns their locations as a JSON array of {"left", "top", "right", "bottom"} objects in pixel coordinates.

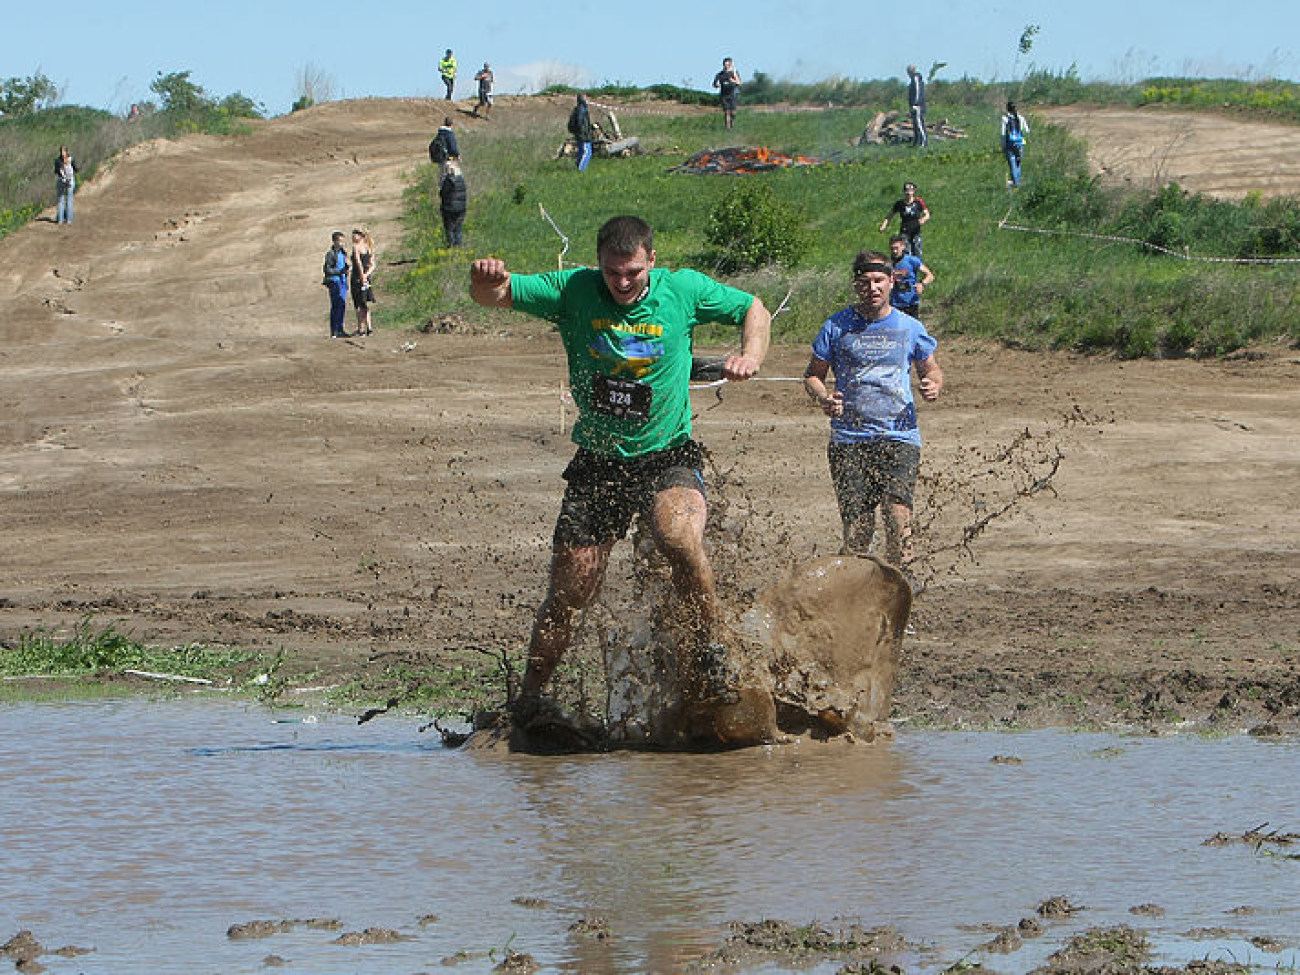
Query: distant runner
[
  {"left": 878, "top": 180, "right": 930, "bottom": 259},
  {"left": 712, "top": 57, "right": 742, "bottom": 130},
  {"left": 439, "top": 49, "right": 457, "bottom": 100},
  {"left": 473, "top": 63, "right": 494, "bottom": 117}
]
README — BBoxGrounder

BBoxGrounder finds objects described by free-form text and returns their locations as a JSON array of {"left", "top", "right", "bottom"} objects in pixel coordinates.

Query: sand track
[{"left": 2, "top": 98, "right": 1298, "bottom": 731}]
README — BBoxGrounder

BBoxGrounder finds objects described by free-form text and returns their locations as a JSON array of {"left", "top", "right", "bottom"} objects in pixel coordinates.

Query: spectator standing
[
  {"left": 439, "top": 49, "right": 457, "bottom": 100},
  {"left": 429, "top": 116, "right": 460, "bottom": 169},
  {"left": 350, "top": 228, "right": 376, "bottom": 336},
  {"left": 322, "top": 231, "right": 350, "bottom": 338},
  {"left": 887, "top": 235, "right": 934, "bottom": 319},
  {"left": 54, "top": 146, "right": 78, "bottom": 225},
  {"left": 473, "top": 63, "right": 494, "bottom": 117},
  {"left": 1001, "top": 101, "right": 1030, "bottom": 187},
  {"left": 568, "top": 93, "right": 595, "bottom": 172},
  {"left": 878, "top": 181, "right": 930, "bottom": 259},
  {"left": 907, "top": 65, "right": 927, "bottom": 148},
  {"left": 712, "top": 58, "right": 742, "bottom": 130},
  {"left": 469, "top": 215, "right": 771, "bottom": 731},
  {"left": 439, "top": 160, "right": 468, "bottom": 246},
  {"left": 803, "top": 249, "right": 943, "bottom": 585}
]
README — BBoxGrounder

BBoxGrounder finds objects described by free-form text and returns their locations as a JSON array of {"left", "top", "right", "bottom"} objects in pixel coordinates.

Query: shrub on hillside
[{"left": 703, "top": 181, "right": 809, "bottom": 272}]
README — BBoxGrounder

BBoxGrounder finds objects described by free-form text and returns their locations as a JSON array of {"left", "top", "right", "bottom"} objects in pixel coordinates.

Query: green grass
[
  {"left": 1, "top": 616, "right": 267, "bottom": 682},
  {"left": 392, "top": 97, "right": 1300, "bottom": 358}
]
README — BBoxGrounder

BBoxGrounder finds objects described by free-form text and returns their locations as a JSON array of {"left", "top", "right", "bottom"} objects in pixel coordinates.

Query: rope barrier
[{"left": 997, "top": 201, "right": 1300, "bottom": 265}]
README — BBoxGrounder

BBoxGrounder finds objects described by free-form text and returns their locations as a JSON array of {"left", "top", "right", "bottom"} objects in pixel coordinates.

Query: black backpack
[{"left": 429, "top": 133, "right": 449, "bottom": 164}]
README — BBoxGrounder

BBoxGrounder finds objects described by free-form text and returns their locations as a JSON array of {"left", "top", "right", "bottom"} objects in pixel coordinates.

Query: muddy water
[{"left": 1, "top": 699, "right": 1297, "bottom": 974}]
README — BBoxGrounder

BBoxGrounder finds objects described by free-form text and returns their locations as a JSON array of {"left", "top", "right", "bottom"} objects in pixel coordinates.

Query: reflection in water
[{"left": 0, "top": 698, "right": 1296, "bottom": 974}]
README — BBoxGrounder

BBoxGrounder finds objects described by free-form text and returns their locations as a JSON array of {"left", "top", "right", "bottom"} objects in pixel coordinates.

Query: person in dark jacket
[
  {"left": 429, "top": 117, "right": 460, "bottom": 168},
  {"left": 439, "top": 160, "right": 468, "bottom": 246},
  {"left": 322, "top": 231, "right": 350, "bottom": 337},
  {"left": 907, "top": 64, "right": 927, "bottom": 148},
  {"left": 567, "top": 93, "right": 595, "bottom": 172},
  {"left": 54, "top": 146, "right": 79, "bottom": 224}
]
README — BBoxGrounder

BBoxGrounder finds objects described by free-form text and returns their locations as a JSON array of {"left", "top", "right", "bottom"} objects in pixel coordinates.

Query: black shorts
[
  {"left": 827, "top": 439, "right": 920, "bottom": 522},
  {"left": 553, "top": 440, "right": 705, "bottom": 547}
]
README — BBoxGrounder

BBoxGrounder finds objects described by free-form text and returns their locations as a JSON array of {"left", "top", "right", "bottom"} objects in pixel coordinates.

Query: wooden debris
[{"left": 858, "top": 109, "right": 967, "bottom": 145}]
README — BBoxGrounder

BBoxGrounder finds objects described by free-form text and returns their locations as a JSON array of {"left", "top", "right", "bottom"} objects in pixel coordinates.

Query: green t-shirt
[{"left": 512, "top": 266, "right": 755, "bottom": 458}]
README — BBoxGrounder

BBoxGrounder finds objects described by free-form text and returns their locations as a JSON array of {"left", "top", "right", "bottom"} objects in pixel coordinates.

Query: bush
[{"left": 703, "top": 181, "right": 809, "bottom": 272}]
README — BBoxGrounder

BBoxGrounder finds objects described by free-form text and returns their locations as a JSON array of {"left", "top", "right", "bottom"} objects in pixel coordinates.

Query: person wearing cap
[
  {"left": 439, "top": 49, "right": 457, "bottom": 100},
  {"left": 803, "top": 250, "right": 943, "bottom": 587}
]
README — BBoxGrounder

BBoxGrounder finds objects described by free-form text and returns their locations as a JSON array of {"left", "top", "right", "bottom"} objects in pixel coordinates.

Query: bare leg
[
  {"left": 646, "top": 484, "right": 713, "bottom": 643},
  {"left": 522, "top": 542, "right": 613, "bottom": 695}
]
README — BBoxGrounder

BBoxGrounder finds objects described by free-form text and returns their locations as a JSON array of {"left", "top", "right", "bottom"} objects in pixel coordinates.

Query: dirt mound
[
  {"left": 1, "top": 99, "right": 1297, "bottom": 734},
  {"left": 1039, "top": 104, "right": 1300, "bottom": 199}
]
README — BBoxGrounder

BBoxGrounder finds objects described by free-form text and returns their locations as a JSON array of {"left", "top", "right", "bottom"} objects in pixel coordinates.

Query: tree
[
  {"left": 149, "top": 71, "right": 209, "bottom": 113},
  {"left": 0, "top": 72, "right": 60, "bottom": 117}
]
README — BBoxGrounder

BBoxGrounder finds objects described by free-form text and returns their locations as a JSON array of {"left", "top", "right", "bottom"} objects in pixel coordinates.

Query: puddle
[{"left": 1, "top": 699, "right": 1297, "bottom": 973}]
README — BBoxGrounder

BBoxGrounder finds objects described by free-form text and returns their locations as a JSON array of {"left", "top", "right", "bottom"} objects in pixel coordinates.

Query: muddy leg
[
  {"left": 841, "top": 511, "right": 877, "bottom": 558},
  {"left": 881, "top": 501, "right": 914, "bottom": 568},
  {"left": 646, "top": 484, "right": 713, "bottom": 647},
  {"left": 523, "top": 542, "right": 613, "bottom": 695}
]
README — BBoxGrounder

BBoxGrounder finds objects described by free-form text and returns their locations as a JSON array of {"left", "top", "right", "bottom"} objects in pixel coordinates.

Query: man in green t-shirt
[{"left": 470, "top": 215, "right": 771, "bottom": 730}]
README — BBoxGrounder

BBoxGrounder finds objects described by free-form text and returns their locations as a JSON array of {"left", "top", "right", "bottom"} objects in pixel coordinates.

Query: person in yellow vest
[{"left": 439, "top": 49, "right": 457, "bottom": 100}]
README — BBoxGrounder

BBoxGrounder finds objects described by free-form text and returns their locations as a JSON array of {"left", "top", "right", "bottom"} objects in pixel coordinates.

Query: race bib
[{"left": 591, "top": 374, "right": 652, "bottom": 421}]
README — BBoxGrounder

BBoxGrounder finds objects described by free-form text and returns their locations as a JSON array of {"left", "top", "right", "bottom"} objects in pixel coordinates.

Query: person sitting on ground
[{"left": 469, "top": 215, "right": 771, "bottom": 731}]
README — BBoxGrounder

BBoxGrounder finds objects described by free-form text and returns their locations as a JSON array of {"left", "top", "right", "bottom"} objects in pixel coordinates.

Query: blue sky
[{"left": 4, "top": 0, "right": 1297, "bottom": 116}]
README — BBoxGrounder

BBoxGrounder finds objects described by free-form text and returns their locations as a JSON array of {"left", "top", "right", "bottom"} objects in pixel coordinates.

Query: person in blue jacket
[{"left": 322, "top": 231, "right": 349, "bottom": 337}]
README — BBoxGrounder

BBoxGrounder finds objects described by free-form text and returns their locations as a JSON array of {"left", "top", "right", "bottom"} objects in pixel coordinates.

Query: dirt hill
[{"left": 2, "top": 98, "right": 1298, "bottom": 731}]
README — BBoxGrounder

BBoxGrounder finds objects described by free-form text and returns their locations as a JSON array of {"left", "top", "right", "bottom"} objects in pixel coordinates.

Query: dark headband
[{"left": 854, "top": 262, "right": 893, "bottom": 276}]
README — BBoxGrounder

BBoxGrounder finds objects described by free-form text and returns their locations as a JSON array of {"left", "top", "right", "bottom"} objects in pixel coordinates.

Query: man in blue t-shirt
[
  {"left": 887, "top": 234, "right": 935, "bottom": 319},
  {"left": 803, "top": 249, "right": 944, "bottom": 586}
]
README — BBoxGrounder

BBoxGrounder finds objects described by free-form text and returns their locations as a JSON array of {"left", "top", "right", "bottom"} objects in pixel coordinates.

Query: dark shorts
[
  {"left": 351, "top": 283, "right": 373, "bottom": 309},
  {"left": 720, "top": 92, "right": 738, "bottom": 112},
  {"left": 554, "top": 440, "right": 705, "bottom": 547},
  {"left": 827, "top": 439, "right": 921, "bottom": 522}
]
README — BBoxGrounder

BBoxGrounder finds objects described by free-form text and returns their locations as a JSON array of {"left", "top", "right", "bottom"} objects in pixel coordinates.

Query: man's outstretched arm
[
  {"left": 723, "top": 297, "right": 771, "bottom": 381},
  {"left": 470, "top": 258, "right": 513, "bottom": 308}
]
